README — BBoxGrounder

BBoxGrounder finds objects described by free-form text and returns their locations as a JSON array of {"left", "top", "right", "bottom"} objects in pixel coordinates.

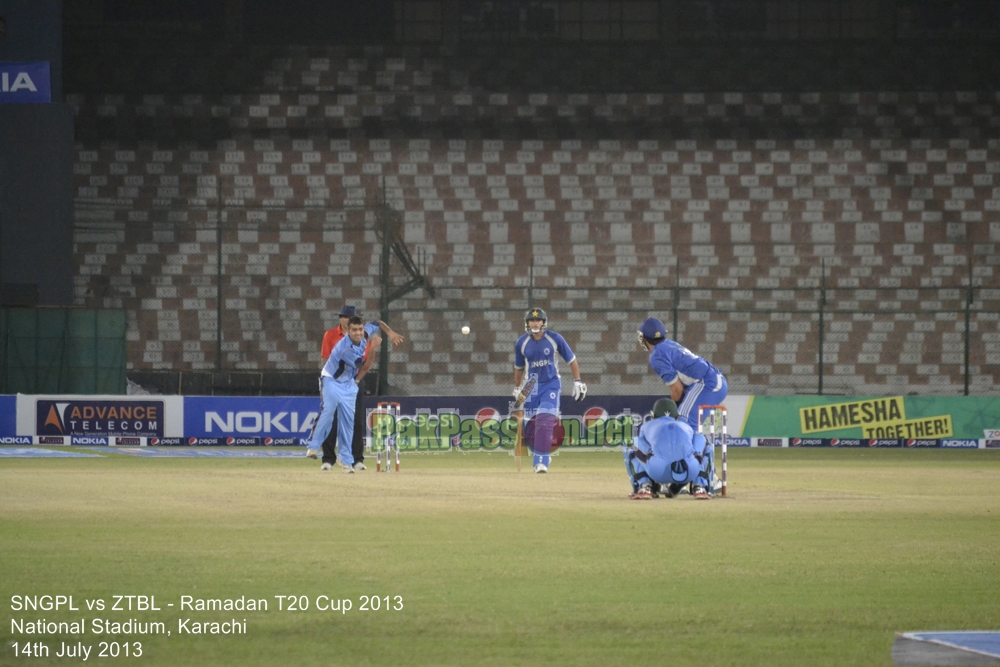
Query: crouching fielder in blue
[
  {"left": 304, "top": 316, "right": 381, "bottom": 473},
  {"left": 624, "top": 398, "right": 715, "bottom": 500},
  {"left": 513, "top": 308, "right": 586, "bottom": 474},
  {"left": 638, "top": 317, "right": 728, "bottom": 431}
]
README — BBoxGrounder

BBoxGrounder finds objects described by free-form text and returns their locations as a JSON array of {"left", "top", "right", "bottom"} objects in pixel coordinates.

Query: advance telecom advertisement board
[
  {"left": 34, "top": 399, "right": 165, "bottom": 437},
  {"left": 14, "top": 395, "right": 185, "bottom": 443}
]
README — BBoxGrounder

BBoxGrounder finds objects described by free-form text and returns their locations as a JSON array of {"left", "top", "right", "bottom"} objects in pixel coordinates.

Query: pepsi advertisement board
[
  {"left": 363, "top": 396, "right": 657, "bottom": 451},
  {"left": 905, "top": 439, "right": 940, "bottom": 448},
  {"left": 829, "top": 439, "right": 866, "bottom": 448},
  {"left": 149, "top": 438, "right": 185, "bottom": 446},
  {"left": 867, "top": 439, "right": 903, "bottom": 448}
]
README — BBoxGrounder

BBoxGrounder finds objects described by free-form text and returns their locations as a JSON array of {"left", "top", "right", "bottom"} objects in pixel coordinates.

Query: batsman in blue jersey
[
  {"left": 304, "top": 316, "right": 381, "bottom": 473},
  {"left": 513, "top": 308, "right": 587, "bottom": 473},
  {"left": 638, "top": 317, "right": 728, "bottom": 431},
  {"left": 624, "top": 398, "right": 714, "bottom": 500}
]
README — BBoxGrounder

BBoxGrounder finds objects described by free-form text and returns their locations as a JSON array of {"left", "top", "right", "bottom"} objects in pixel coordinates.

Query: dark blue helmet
[
  {"left": 525, "top": 308, "right": 547, "bottom": 333},
  {"left": 638, "top": 317, "right": 668, "bottom": 346}
]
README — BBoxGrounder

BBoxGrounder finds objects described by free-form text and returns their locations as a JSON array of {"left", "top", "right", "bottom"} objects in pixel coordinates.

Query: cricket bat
[{"left": 512, "top": 374, "right": 536, "bottom": 472}]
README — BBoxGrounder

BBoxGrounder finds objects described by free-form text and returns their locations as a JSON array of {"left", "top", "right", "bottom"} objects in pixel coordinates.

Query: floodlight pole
[
  {"left": 378, "top": 182, "right": 392, "bottom": 395},
  {"left": 216, "top": 184, "right": 224, "bottom": 372},
  {"left": 963, "top": 259, "right": 973, "bottom": 396},
  {"left": 818, "top": 258, "right": 826, "bottom": 396},
  {"left": 527, "top": 260, "right": 534, "bottom": 309},
  {"left": 672, "top": 256, "right": 680, "bottom": 341},
  {"left": 375, "top": 177, "right": 434, "bottom": 395}
]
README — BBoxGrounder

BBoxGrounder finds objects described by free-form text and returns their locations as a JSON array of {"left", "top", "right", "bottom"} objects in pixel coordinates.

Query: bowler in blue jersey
[
  {"left": 638, "top": 317, "right": 728, "bottom": 430},
  {"left": 304, "top": 316, "right": 381, "bottom": 472}
]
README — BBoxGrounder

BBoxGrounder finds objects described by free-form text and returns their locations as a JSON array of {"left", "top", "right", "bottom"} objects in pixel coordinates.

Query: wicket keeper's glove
[{"left": 572, "top": 380, "right": 587, "bottom": 401}]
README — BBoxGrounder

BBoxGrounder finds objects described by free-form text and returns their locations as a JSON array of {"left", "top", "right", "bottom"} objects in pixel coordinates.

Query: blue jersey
[
  {"left": 322, "top": 322, "right": 379, "bottom": 383},
  {"left": 629, "top": 415, "right": 713, "bottom": 489},
  {"left": 514, "top": 331, "right": 575, "bottom": 386},
  {"left": 649, "top": 340, "right": 722, "bottom": 388},
  {"left": 636, "top": 416, "right": 706, "bottom": 461}
]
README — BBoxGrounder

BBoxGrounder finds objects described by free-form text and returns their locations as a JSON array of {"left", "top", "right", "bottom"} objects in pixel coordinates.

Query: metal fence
[
  {"left": 390, "top": 284, "right": 999, "bottom": 397},
  {"left": 75, "top": 206, "right": 1000, "bottom": 397}
]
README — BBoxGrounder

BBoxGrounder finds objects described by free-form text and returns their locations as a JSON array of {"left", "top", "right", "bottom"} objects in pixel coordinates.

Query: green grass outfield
[{"left": 2, "top": 448, "right": 999, "bottom": 667}]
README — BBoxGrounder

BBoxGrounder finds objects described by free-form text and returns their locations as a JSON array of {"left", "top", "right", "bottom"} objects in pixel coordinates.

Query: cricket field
[{"left": 2, "top": 448, "right": 998, "bottom": 666}]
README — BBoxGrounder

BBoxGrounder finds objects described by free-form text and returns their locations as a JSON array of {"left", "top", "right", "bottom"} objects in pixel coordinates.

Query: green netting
[{"left": 0, "top": 309, "right": 126, "bottom": 394}]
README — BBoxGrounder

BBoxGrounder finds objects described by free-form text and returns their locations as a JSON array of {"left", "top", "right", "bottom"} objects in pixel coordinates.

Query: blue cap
[
  {"left": 338, "top": 305, "right": 356, "bottom": 318},
  {"left": 639, "top": 317, "right": 667, "bottom": 343}
]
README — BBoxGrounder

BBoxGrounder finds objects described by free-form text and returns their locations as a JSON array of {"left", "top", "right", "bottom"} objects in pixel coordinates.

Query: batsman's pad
[
  {"left": 523, "top": 413, "right": 564, "bottom": 454},
  {"left": 623, "top": 446, "right": 652, "bottom": 493}
]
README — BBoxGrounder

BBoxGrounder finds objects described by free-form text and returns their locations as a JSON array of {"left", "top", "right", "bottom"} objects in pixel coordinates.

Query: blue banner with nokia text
[
  {"left": 183, "top": 396, "right": 319, "bottom": 444},
  {"left": 0, "top": 62, "right": 51, "bottom": 103},
  {"left": 0, "top": 395, "right": 16, "bottom": 436}
]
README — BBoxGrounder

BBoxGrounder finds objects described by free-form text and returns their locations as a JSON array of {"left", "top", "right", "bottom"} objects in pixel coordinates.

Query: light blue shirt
[
  {"left": 322, "top": 323, "right": 379, "bottom": 383},
  {"left": 636, "top": 415, "right": 706, "bottom": 461}
]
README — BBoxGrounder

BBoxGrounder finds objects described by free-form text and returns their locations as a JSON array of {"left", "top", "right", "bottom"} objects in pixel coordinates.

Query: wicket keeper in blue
[
  {"left": 513, "top": 308, "right": 586, "bottom": 473},
  {"left": 624, "top": 398, "right": 714, "bottom": 500},
  {"left": 304, "top": 316, "right": 381, "bottom": 473},
  {"left": 638, "top": 317, "right": 728, "bottom": 430}
]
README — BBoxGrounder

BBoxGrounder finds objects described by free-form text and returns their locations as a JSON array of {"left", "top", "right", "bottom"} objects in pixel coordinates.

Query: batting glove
[
  {"left": 512, "top": 386, "right": 523, "bottom": 400},
  {"left": 572, "top": 379, "right": 587, "bottom": 401}
]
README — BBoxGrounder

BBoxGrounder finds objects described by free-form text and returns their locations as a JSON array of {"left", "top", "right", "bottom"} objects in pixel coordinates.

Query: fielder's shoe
[
  {"left": 629, "top": 484, "right": 654, "bottom": 500},
  {"left": 353, "top": 461, "right": 366, "bottom": 471},
  {"left": 320, "top": 462, "right": 333, "bottom": 471},
  {"left": 305, "top": 448, "right": 319, "bottom": 459},
  {"left": 340, "top": 463, "right": 355, "bottom": 474},
  {"left": 691, "top": 485, "right": 711, "bottom": 500},
  {"left": 534, "top": 463, "right": 548, "bottom": 474}
]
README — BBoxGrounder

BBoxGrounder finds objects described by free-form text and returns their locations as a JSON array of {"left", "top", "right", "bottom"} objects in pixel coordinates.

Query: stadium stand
[{"left": 67, "top": 42, "right": 999, "bottom": 396}]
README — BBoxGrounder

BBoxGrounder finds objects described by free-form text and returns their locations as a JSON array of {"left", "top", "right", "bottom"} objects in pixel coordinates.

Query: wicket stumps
[
  {"left": 697, "top": 405, "right": 727, "bottom": 497},
  {"left": 374, "top": 402, "right": 401, "bottom": 473}
]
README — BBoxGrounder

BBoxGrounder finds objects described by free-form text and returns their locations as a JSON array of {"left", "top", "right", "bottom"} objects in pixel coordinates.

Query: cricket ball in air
[{"left": 461, "top": 326, "right": 471, "bottom": 335}]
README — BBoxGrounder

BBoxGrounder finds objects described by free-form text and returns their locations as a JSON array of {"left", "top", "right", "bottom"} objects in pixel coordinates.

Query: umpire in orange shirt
[{"left": 317, "top": 305, "right": 404, "bottom": 470}]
